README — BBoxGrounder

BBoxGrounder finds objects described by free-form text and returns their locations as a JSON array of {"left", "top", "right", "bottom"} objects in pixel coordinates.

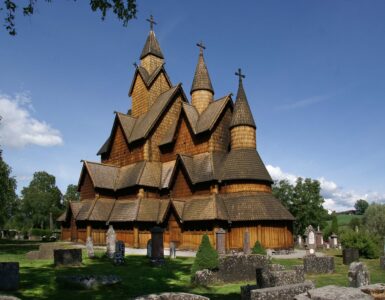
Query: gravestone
[
  {"left": 330, "top": 233, "right": 338, "bottom": 248},
  {"left": 348, "top": 262, "right": 370, "bottom": 287},
  {"left": 106, "top": 225, "right": 116, "bottom": 259},
  {"left": 304, "top": 225, "right": 316, "bottom": 252},
  {"left": 297, "top": 235, "right": 303, "bottom": 248},
  {"left": 169, "top": 241, "right": 176, "bottom": 259},
  {"left": 316, "top": 226, "right": 324, "bottom": 249},
  {"left": 243, "top": 230, "right": 251, "bottom": 255},
  {"left": 0, "top": 262, "right": 19, "bottom": 290},
  {"left": 150, "top": 226, "right": 164, "bottom": 265},
  {"left": 216, "top": 228, "right": 226, "bottom": 255},
  {"left": 113, "top": 240, "right": 125, "bottom": 265},
  {"left": 54, "top": 249, "right": 82, "bottom": 266},
  {"left": 343, "top": 248, "right": 359, "bottom": 265},
  {"left": 146, "top": 239, "right": 152, "bottom": 258},
  {"left": 86, "top": 237, "right": 95, "bottom": 259}
]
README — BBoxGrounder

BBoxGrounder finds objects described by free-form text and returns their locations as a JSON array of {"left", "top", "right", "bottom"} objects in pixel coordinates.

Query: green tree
[
  {"left": 0, "top": 148, "right": 18, "bottom": 228},
  {"left": 273, "top": 178, "right": 328, "bottom": 236},
  {"left": 251, "top": 240, "right": 266, "bottom": 255},
  {"left": 363, "top": 203, "right": 385, "bottom": 239},
  {"left": 20, "top": 171, "right": 62, "bottom": 229},
  {"left": 63, "top": 184, "right": 80, "bottom": 206},
  {"left": 2, "top": 0, "right": 137, "bottom": 35},
  {"left": 331, "top": 212, "right": 338, "bottom": 234},
  {"left": 191, "top": 234, "right": 219, "bottom": 275},
  {"left": 354, "top": 199, "right": 369, "bottom": 215}
]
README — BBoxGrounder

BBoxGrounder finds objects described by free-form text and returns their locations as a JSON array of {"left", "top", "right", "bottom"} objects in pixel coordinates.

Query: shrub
[
  {"left": 340, "top": 229, "right": 379, "bottom": 259},
  {"left": 191, "top": 234, "right": 219, "bottom": 275},
  {"left": 251, "top": 240, "right": 266, "bottom": 255},
  {"left": 30, "top": 228, "right": 52, "bottom": 237}
]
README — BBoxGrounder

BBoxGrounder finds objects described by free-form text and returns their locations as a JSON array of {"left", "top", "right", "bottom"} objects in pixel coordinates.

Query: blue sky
[{"left": 1, "top": 0, "right": 385, "bottom": 211}]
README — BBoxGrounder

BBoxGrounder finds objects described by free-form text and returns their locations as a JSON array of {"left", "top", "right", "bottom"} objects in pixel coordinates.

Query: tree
[
  {"left": 251, "top": 240, "right": 266, "bottom": 255},
  {"left": 63, "top": 184, "right": 80, "bottom": 206},
  {"left": 330, "top": 212, "right": 338, "bottom": 234},
  {"left": 273, "top": 178, "right": 328, "bottom": 236},
  {"left": 19, "top": 171, "right": 62, "bottom": 229},
  {"left": 191, "top": 234, "right": 219, "bottom": 275},
  {"left": 0, "top": 146, "right": 18, "bottom": 228},
  {"left": 363, "top": 203, "right": 385, "bottom": 239},
  {"left": 2, "top": 0, "right": 137, "bottom": 35},
  {"left": 355, "top": 199, "right": 369, "bottom": 215}
]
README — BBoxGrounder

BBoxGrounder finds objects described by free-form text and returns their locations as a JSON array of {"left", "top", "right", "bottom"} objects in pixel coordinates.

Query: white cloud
[
  {"left": 267, "top": 164, "right": 385, "bottom": 212},
  {"left": 0, "top": 93, "right": 63, "bottom": 148}
]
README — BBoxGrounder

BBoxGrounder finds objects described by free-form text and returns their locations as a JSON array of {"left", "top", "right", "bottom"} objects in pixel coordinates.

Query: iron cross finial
[
  {"left": 133, "top": 62, "right": 138, "bottom": 68},
  {"left": 235, "top": 68, "right": 245, "bottom": 83},
  {"left": 146, "top": 15, "right": 157, "bottom": 31},
  {"left": 196, "top": 40, "right": 206, "bottom": 54}
]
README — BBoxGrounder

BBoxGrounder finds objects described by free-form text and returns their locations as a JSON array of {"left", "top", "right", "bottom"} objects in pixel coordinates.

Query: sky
[{"left": 1, "top": 0, "right": 385, "bottom": 212}]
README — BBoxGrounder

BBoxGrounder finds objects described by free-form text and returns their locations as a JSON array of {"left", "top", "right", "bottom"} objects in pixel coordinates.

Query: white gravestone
[{"left": 106, "top": 225, "right": 116, "bottom": 259}]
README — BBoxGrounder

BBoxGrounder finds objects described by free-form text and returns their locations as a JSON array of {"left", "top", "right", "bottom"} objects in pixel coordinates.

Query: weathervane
[{"left": 146, "top": 15, "right": 157, "bottom": 31}]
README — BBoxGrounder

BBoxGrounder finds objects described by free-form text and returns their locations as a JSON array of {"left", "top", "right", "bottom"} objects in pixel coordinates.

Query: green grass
[
  {"left": 0, "top": 241, "right": 384, "bottom": 299},
  {"left": 326, "top": 214, "right": 363, "bottom": 231}
]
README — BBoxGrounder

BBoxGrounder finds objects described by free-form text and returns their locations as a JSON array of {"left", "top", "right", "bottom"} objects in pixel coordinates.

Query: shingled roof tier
[
  {"left": 230, "top": 78, "right": 256, "bottom": 129},
  {"left": 140, "top": 30, "right": 164, "bottom": 59},
  {"left": 190, "top": 51, "right": 214, "bottom": 94},
  {"left": 57, "top": 202, "right": 82, "bottom": 222}
]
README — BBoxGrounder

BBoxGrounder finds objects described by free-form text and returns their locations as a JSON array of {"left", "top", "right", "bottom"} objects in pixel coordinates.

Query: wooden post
[
  {"left": 134, "top": 225, "right": 139, "bottom": 248},
  {"left": 86, "top": 224, "right": 92, "bottom": 239}
]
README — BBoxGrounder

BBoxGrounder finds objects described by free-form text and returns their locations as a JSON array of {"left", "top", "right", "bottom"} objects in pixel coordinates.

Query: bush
[
  {"left": 340, "top": 229, "right": 379, "bottom": 259},
  {"left": 191, "top": 234, "right": 219, "bottom": 275},
  {"left": 251, "top": 240, "right": 266, "bottom": 255},
  {"left": 30, "top": 228, "right": 52, "bottom": 237}
]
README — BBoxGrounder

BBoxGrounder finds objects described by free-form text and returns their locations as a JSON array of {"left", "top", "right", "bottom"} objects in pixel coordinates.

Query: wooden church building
[{"left": 58, "top": 17, "right": 294, "bottom": 250}]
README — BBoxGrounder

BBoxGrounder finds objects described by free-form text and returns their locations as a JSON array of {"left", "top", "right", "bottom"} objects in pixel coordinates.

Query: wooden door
[{"left": 70, "top": 216, "right": 77, "bottom": 242}]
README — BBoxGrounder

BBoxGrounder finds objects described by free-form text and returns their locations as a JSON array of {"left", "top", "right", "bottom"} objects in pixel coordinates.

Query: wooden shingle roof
[
  {"left": 140, "top": 30, "right": 164, "bottom": 59},
  {"left": 230, "top": 78, "right": 256, "bottom": 129},
  {"left": 190, "top": 51, "right": 214, "bottom": 95}
]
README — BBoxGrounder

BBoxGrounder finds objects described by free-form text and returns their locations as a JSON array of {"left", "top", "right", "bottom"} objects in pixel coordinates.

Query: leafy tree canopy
[
  {"left": 354, "top": 199, "right": 369, "bottom": 215},
  {"left": 2, "top": 0, "right": 137, "bottom": 35},
  {"left": 273, "top": 177, "right": 328, "bottom": 236},
  {"left": 20, "top": 171, "right": 62, "bottom": 229},
  {"left": 0, "top": 147, "right": 18, "bottom": 228},
  {"left": 363, "top": 203, "right": 385, "bottom": 240},
  {"left": 63, "top": 184, "right": 80, "bottom": 206}
]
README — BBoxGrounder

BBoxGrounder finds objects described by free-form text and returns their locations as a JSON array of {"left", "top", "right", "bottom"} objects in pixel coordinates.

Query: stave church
[{"left": 58, "top": 17, "right": 294, "bottom": 250}]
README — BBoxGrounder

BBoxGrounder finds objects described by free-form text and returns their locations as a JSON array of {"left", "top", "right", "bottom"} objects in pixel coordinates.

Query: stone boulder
[
  {"left": 348, "top": 262, "right": 370, "bottom": 288},
  {"left": 57, "top": 275, "right": 121, "bottom": 289},
  {"left": 135, "top": 293, "right": 209, "bottom": 300},
  {"left": 247, "top": 281, "right": 314, "bottom": 300},
  {"left": 193, "top": 269, "right": 218, "bottom": 286},
  {"left": 294, "top": 285, "right": 373, "bottom": 299}
]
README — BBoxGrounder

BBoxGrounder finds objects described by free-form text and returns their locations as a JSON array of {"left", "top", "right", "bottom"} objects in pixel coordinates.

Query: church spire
[
  {"left": 230, "top": 69, "right": 257, "bottom": 150},
  {"left": 140, "top": 15, "right": 164, "bottom": 60},
  {"left": 190, "top": 41, "right": 214, "bottom": 95},
  {"left": 230, "top": 68, "right": 256, "bottom": 129}
]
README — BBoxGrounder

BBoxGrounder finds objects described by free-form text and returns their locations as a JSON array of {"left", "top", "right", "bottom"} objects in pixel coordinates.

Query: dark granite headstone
[
  {"left": 343, "top": 248, "right": 359, "bottom": 265},
  {"left": 243, "top": 230, "right": 251, "bottom": 255},
  {"left": 113, "top": 240, "right": 125, "bottom": 265},
  {"left": 0, "top": 262, "right": 19, "bottom": 290},
  {"left": 54, "top": 249, "right": 82, "bottom": 266},
  {"left": 216, "top": 228, "right": 226, "bottom": 255},
  {"left": 150, "top": 227, "right": 164, "bottom": 265}
]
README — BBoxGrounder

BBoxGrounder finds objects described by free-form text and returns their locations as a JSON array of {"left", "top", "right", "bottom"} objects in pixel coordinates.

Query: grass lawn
[{"left": 0, "top": 241, "right": 384, "bottom": 300}]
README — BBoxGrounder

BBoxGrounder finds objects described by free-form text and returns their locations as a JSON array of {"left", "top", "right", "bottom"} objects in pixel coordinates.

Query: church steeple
[
  {"left": 230, "top": 69, "right": 257, "bottom": 149},
  {"left": 190, "top": 41, "right": 214, "bottom": 114},
  {"left": 140, "top": 15, "right": 164, "bottom": 74}
]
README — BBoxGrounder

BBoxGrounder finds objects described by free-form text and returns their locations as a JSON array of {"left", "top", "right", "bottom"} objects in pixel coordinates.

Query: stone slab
[
  {"left": 249, "top": 281, "right": 315, "bottom": 300},
  {"left": 0, "top": 262, "right": 19, "bottom": 291},
  {"left": 296, "top": 285, "right": 373, "bottom": 300},
  {"left": 54, "top": 249, "right": 82, "bottom": 266},
  {"left": 135, "top": 293, "right": 209, "bottom": 300},
  {"left": 303, "top": 255, "right": 334, "bottom": 274}
]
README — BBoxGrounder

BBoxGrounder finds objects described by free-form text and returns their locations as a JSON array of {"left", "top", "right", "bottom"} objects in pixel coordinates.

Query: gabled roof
[
  {"left": 128, "top": 64, "right": 172, "bottom": 96},
  {"left": 88, "top": 198, "right": 115, "bottom": 221},
  {"left": 230, "top": 78, "right": 256, "bottom": 129},
  {"left": 220, "top": 148, "right": 273, "bottom": 183},
  {"left": 56, "top": 201, "right": 82, "bottom": 222},
  {"left": 190, "top": 51, "right": 214, "bottom": 95},
  {"left": 140, "top": 30, "right": 164, "bottom": 59},
  {"left": 81, "top": 161, "right": 119, "bottom": 190}
]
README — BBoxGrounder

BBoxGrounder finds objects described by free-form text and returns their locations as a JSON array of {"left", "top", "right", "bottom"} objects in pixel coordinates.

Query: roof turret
[
  {"left": 230, "top": 68, "right": 256, "bottom": 129},
  {"left": 140, "top": 15, "right": 164, "bottom": 59},
  {"left": 190, "top": 41, "right": 214, "bottom": 95}
]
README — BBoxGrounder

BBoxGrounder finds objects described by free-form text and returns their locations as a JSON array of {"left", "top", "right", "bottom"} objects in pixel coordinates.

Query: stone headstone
[
  {"left": 297, "top": 235, "right": 303, "bottom": 248},
  {"left": 106, "top": 225, "right": 116, "bottom": 259},
  {"left": 343, "top": 248, "right": 359, "bottom": 265},
  {"left": 348, "top": 262, "right": 370, "bottom": 287},
  {"left": 216, "top": 228, "right": 226, "bottom": 255},
  {"left": 243, "top": 230, "right": 251, "bottom": 255},
  {"left": 380, "top": 256, "right": 385, "bottom": 270},
  {"left": 303, "top": 255, "right": 335, "bottom": 274},
  {"left": 0, "top": 262, "right": 19, "bottom": 291},
  {"left": 86, "top": 237, "right": 95, "bottom": 259},
  {"left": 54, "top": 249, "right": 82, "bottom": 266},
  {"left": 146, "top": 239, "right": 152, "bottom": 258},
  {"left": 316, "top": 229, "right": 323, "bottom": 249},
  {"left": 113, "top": 240, "right": 125, "bottom": 265},
  {"left": 150, "top": 226, "right": 164, "bottom": 265},
  {"left": 330, "top": 233, "right": 338, "bottom": 248},
  {"left": 304, "top": 225, "right": 316, "bottom": 251},
  {"left": 169, "top": 241, "right": 176, "bottom": 259}
]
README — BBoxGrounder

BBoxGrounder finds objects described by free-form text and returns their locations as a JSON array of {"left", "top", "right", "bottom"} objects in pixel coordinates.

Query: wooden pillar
[
  {"left": 134, "top": 225, "right": 139, "bottom": 248},
  {"left": 86, "top": 224, "right": 92, "bottom": 239}
]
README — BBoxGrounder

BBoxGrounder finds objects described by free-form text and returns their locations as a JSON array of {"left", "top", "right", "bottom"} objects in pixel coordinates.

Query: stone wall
[
  {"left": 261, "top": 265, "right": 305, "bottom": 288},
  {"left": 303, "top": 255, "right": 334, "bottom": 274},
  {"left": 248, "top": 281, "right": 315, "bottom": 300}
]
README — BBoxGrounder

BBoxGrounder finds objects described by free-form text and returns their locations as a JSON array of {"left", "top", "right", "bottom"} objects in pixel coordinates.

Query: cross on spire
[
  {"left": 196, "top": 40, "right": 206, "bottom": 54},
  {"left": 133, "top": 62, "right": 138, "bottom": 68},
  {"left": 235, "top": 68, "right": 245, "bottom": 83},
  {"left": 146, "top": 15, "right": 157, "bottom": 31}
]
